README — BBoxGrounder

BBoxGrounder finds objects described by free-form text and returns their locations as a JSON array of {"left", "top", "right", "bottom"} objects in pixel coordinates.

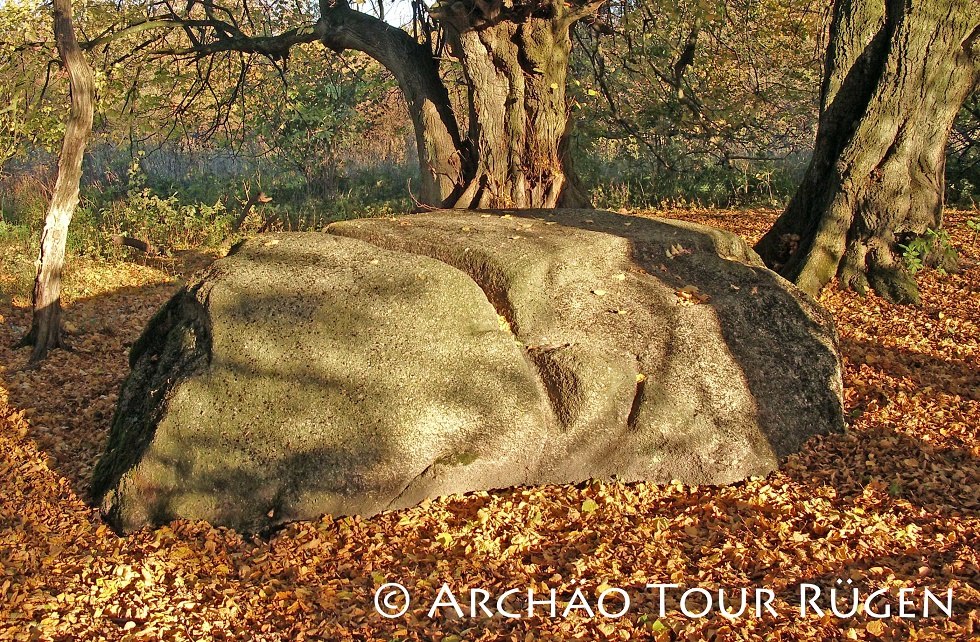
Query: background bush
[{"left": 0, "top": 0, "right": 976, "bottom": 266}]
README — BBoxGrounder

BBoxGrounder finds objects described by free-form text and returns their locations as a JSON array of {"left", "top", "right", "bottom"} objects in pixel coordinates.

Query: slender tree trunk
[
  {"left": 755, "top": 0, "right": 979, "bottom": 304},
  {"left": 23, "top": 0, "right": 95, "bottom": 361}
]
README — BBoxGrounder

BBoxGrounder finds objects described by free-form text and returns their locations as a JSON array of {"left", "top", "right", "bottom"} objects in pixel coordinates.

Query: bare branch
[
  {"left": 564, "top": 0, "right": 608, "bottom": 26},
  {"left": 154, "top": 22, "right": 321, "bottom": 58}
]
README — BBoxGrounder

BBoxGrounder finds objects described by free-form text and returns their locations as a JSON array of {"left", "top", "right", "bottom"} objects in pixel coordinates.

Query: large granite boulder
[{"left": 93, "top": 210, "right": 843, "bottom": 533}]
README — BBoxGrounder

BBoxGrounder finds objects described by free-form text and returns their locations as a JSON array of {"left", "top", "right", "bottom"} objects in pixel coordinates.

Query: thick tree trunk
[
  {"left": 755, "top": 0, "right": 979, "bottom": 304},
  {"left": 438, "top": 2, "right": 593, "bottom": 208},
  {"left": 23, "top": 0, "right": 95, "bottom": 361}
]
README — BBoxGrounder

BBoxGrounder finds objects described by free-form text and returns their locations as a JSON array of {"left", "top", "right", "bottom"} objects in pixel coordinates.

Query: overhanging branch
[{"left": 155, "top": 22, "right": 322, "bottom": 58}]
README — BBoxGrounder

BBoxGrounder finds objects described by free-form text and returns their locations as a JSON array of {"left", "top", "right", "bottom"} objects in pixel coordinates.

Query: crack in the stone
[
  {"left": 385, "top": 460, "right": 437, "bottom": 511},
  {"left": 627, "top": 375, "right": 646, "bottom": 431},
  {"left": 526, "top": 344, "right": 577, "bottom": 430},
  {"left": 325, "top": 226, "right": 569, "bottom": 432}
]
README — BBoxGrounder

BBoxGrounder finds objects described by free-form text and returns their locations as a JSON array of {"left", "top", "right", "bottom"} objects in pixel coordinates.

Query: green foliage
[
  {"left": 571, "top": 0, "right": 823, "bottom": 207},
  {"left": 78, "top": 190, "right": 231, "bottom": 257},
  {"left": 0, "top": 2, "right": 67, "bottom": 164},
  {"left": 0, "top": 219, "right": 32, "bottom": 245},
  {"left": 0, "top": 168, "right": 49, "bottom": 235},
  {"left": 2, "top": 145, "right": 413, "bottom": 263},
  {"left": 250, "top": 49, "right": 404, "bottom": 196},
  {"left": 58, "top": 154, "right": 226, "bottom": 256},
  {"left": 580, "top": 144, "right": 807, "bottom": 209},
  {"left": 946, "top": 92, "right": 980, "bottom": 206},
  {"left": 966, "top": 216, "right": 980, "bottom": 242},
  {"left": 899, "top": 239, "right": 927, "bottom": 275},
  {"left": 246, "top": 163, "right": 415, "bottom": 232},
  {"left": 898, "top": 228, "right": 956, "bottom": 276},
  {"left": 0, "top": 218, "right": 40, "bottom": 304}
]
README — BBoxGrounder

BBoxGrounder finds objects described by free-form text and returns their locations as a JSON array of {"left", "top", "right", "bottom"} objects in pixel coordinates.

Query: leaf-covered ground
[{"left": 1, "top": 209, "right": 977, "bottom": 641}]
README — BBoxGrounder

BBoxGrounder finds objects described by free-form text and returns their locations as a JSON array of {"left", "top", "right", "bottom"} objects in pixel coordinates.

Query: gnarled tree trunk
[
  {"left": 317, "top": 0, "right": 596, "bottom": 208},
  {"left": 317, "top": 5, "right": 465, "bottom": 205},
  {"left": 438, "top": 1, "right": 592, "bottom": 208},
  {"left": 23, "top": 0, "right": 95, "bottom": 361},
  {"left": 755, "top": 0, "right": 979, "bottom": 304}
]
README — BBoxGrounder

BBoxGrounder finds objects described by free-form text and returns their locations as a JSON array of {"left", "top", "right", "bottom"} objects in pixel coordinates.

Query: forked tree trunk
[
  {"left": 23, "top": 0, "right": 95, "bottom": 361},
  {"left": 755, "top": 0, "right": 979, "bottom": 304},
  {"left": 318, "top": 0, "right": 596, "bottom": 208},
  {"left": 318, "top": 6, "right": 466, "bottom": 205}
]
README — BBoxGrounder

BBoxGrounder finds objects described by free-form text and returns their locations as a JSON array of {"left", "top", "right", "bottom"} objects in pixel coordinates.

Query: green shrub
[{"left": 898, "top": 228, "right": 957, "bottom": 275}]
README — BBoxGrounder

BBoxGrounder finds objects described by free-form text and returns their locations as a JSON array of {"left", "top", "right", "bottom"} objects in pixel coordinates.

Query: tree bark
[
  {"left": 755, "top": 0, "right": 980, "bottom": 304},
  {"left": 23, "top": 0, "right": 95, "bottom": 361},
  {"left": 316, "top": 0, "right": 597, "bottom": 208},
  {"left": 437, "top": 0, "right": 593, "bottom": 208}
]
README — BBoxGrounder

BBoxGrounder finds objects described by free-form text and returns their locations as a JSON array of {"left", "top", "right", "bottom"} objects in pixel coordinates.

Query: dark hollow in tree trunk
[
  {"left": 755, "top": 0, "right": 979, "bottom": 304},
  {"left": 23, "top": 0, "right": 95, "bottom": 361}
]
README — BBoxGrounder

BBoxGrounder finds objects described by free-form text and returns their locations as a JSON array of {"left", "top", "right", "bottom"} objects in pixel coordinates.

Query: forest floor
[{"left": 0, "top": 208, "right": 977, "bottom": 641}]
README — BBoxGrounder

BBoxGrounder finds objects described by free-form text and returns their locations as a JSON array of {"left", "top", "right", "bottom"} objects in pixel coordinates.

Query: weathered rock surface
[{"left": 93, "top": 210, "right": 844, "bottom": 533}]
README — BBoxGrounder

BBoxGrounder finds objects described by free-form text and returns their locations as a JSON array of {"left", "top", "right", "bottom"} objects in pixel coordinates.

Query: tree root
[
  {"left": 16, "top": 315, "right": 74, "bottom": 363},
  {"left": 867, "top": 265, "right": 921, "bottom": 305},
  {"left": 788, "top": 236, "right": 923, "bottom": 305}
]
